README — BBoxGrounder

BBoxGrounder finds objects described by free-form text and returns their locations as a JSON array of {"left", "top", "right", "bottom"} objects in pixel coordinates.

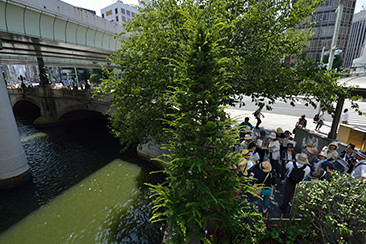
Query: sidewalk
[{"left": 226, "top": 108, "right": 332, "bottom": 136}]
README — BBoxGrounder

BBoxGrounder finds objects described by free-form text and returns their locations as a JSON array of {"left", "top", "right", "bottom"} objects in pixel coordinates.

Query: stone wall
[{"left": 293, "top": 127, "right": 347, "bottom": 153}]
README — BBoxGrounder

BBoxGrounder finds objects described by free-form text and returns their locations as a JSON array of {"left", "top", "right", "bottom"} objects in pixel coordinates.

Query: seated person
[
  {"left": 311, "top": 152, "right": 332, "bottom": 180},
  {"left": 302, "top": 130, "right": 318, "bottom": 153},
  {"left": 339, "top": 143, "right": 357, "bottom": 173},
  {"left": 321, "top": 141, "right": 339, "bottom": 162}
]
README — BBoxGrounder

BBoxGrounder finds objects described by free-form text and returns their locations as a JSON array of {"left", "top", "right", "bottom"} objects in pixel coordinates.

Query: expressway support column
[{"left": 0, "top": 67, "right": 31, "bottom": 188}]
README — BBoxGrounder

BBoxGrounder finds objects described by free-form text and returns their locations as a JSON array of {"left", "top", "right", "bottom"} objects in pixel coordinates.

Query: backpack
[
  {"left": 288, "top": 161, "right": 308, "bottom": 183},
  {"left": 313, "top": 114, "right": 319, "bottom": 122}
]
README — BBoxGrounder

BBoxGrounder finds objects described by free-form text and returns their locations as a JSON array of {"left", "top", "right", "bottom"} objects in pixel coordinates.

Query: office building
[
  {"left": 298, "top": 0, "right": 356, "bottom": 63},
  {"left": 101, "top": 1, "right": 139, "bottom": 24},
  {"left": 344, "top": 10, "right": 366, "bottom": 68}
]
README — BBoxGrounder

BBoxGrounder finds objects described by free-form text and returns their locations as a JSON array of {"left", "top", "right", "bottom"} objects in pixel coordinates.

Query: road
[{"left": 232, "top": 96, "right": 366, "bottom": 129}]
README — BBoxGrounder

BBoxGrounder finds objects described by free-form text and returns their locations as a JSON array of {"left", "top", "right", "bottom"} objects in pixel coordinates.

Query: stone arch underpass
[{"left": 8, "top": 87, "right": 111, "bottom": 127}]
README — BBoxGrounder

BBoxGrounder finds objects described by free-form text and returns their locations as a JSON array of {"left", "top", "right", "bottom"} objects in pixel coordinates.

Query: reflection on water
[{"left": 0, "top": 113, "right": 165, "bottom": 243}]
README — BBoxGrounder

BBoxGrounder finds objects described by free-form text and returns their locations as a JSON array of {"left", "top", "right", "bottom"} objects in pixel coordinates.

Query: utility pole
[{"left": 328, "top": 0, "right": 344, "bottom": 140}]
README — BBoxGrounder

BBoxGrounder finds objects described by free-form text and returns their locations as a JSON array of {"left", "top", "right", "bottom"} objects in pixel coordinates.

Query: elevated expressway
[{"left": 0, "top": 0, "right": 126, "bottom": 187}]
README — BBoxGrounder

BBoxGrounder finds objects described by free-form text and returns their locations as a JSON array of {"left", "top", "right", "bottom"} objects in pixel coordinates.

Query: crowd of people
[{"left": 234, "top": 116, "right": 366, "bottom": 215}]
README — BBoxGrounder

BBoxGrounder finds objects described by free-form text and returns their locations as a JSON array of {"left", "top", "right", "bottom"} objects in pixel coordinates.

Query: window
[
  {"left": 102, "top": 14, "right": 104, "bottom": 18},
  {"left": 122, "top": 16, "right": 126, "bottom": 21},
  {"left": 127, "top": 10, "right": 130, "bottom": 16},
  {"left": 132, "top": 12, "right": 135, "bottom": 17},
  {"left": 116, "top": 16, "right": 119, "bottom": 22},
  {"left": 121, "top": 8, "right": 125, "bottom": 14},
  {"left": 115, "top": 8, "right": 118, "bottom": 14},
  {"left": 106, "top": 10, "right": 112, "bottom": 16}
]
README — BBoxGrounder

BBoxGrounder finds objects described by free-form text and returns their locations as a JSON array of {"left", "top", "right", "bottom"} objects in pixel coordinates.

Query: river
[{"left": 0, "top": 111, "right": 165, "bottom": 243}]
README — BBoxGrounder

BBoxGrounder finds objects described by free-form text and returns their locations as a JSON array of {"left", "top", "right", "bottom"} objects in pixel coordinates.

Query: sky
[
  {"left": 61, "top": 0, "right": 139, "bottom": 16},
  {"left": 62, "top": 0, "right": 366, "bottom": 17}
]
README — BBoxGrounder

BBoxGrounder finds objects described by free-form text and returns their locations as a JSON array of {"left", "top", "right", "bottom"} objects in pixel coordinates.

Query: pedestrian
[
  {"left": 253, "top": 161, "right": 273, "bottom": 214},
  {"left": 301, "top": 130, "right": 318, "bottom": 153},
  {"left": 341, "top": 108, "right": 349, "bottom": 125},
  {"left": 280, "top": 153, "right": 311, "bottom": 214},
  {"left": 315, "top": 108, "right": 326, "bottom": 131},
  {"left": 253, "top": 105, "right": 264, "bottom": 129},
  {"left": 339, "top": 143, "right": 357, "bottom": 173},
  {"left": 351, "top": 150, "right": 366, "bottom": 181},
  {"left": 268, "top": 132, "right": 281, "bottom": 177}
]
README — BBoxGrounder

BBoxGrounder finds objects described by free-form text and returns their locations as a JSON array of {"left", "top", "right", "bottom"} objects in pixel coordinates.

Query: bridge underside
[{"left": 0, "top": 32, "right": 116, "bottom": 69}]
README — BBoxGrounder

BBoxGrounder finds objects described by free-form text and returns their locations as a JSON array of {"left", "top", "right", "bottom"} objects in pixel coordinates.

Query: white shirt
[
  {"left": 351, "top": 160, "right": 366, "bottom": 180},
  {"left": 341, "top": 112, "right": 349, "bottom": 122},
  {"left": 319, "top": 111, "right": 325, "bottom": 121},
  {"left": 249, "top": 151, "right": 260, "bottom": 162},
  {"left": 268, "top": 140, "right": 280, "bottom": 160},
  {"left": 285, "top": 161, "right": 311, "bottom": 180}
]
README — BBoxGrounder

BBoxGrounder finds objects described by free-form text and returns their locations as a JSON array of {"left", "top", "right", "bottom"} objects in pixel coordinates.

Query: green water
[{"left": 0, "top": 160, "right": 142, "bottom": 243}]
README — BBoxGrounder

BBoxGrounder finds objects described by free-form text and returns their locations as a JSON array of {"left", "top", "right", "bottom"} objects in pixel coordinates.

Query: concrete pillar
[{"left": 0, "top": 69, "right": 30, "bottom": 188}]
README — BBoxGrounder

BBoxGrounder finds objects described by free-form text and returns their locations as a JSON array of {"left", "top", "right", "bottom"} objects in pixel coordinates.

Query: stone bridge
[{"left": 8, "top": 85, "right": 111, "bottom": 126}]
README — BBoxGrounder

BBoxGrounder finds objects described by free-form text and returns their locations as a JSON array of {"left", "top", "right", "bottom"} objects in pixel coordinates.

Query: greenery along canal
[{"left": 0, "top": 111, "right": 165, "bottom": 243}]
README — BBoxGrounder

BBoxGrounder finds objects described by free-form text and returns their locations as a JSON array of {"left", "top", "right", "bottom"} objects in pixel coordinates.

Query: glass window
[
  {"left": 121, "top": 8, "right": 125, "bottom": 14},
  {"left": 115, "top": 8, "right": 118, "bottom": 14},
  {"left": 102, "top": 14, "right": 104, "bottom": 18},
  {"left": 116, "top": 16, "right": 119, "bottom": 22},
  {"left": 127, "top": 10, "right": 130, "bottom": 16},
  {"left": 132, "top": 12, "right": 135, "bottom": 17},
  {"left": 122, "top": 16, "right": 126, "bottom": 21}
]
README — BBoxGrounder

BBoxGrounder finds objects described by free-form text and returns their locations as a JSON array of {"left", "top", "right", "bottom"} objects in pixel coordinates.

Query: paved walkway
[{"left": 226, "top": 108, "right": 332, "bottom": 136}]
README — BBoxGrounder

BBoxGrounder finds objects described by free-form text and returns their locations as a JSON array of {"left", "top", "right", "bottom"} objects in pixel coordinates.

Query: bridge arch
[
  {"left": 12, "top": 97, "right": 41, "bottom": 111},
  {"left": 57, "top": 104, "right": 108, "bottom": 121}
]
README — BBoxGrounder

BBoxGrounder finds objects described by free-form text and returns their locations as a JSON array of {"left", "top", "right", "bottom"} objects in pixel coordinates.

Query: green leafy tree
[
  {"left": 294, "top": 172, "right": 366, "bottom": 244},
  {"left": 96, "top": 0, "right": 361, "bottom": 242}
]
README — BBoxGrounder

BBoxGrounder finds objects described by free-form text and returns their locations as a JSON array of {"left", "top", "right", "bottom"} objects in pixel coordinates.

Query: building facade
[
  {"left": 101, "top": 1, "right": 139, "bottom": 24},
  {"left": 343, "top": 10, "right": 366, "bottom": 68},
  {"left": 298, "top": 0, "right": 356, "bottom": 63}
]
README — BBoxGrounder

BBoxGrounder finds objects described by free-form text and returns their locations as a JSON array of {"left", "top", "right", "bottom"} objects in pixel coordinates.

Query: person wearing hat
[
  {"left": 280, "top": 153, "right": 311, "bottom": 214},
  {"left": 256, "top": 130, "right": 269, "bottom": 163},
  {"left": 310, "top": 151, "right": 331, "bottom": 180},
  {"left": 351, "top": 150, "right": 366, "bottom": 181},
  {"left": 301, "top": 130, "right": 318, "bottom": 154},
  {"left": 253, "top": 161, "right": 273, "bottom": 214},
  {"left": 280, "top": 143, "right": 296, "bottom": 181},
  {"left": 239, "top": 134, "right": 252, "bottom": 151},
  {"left": 321, "top": 141, "right": 339, "bottom": 162},
  {"left": 268, "top": 132, "right": 281, "bottom": 177}
]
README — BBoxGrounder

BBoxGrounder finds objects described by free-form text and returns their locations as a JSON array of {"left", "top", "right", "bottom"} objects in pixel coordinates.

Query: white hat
[
  {"left": 269, "top": 132, "right": 276, "bottom": 139},
  {"left": 328, "top": 141, "right": 338, "bottom": 149},
  {"left": 295, "top": 153, "right": 309, "bottom": 165},
  {"left": 318, "top": 151, "right": 327, "bottom": 158},
  {"left": 309, "top": 130, "right": 315, "bottom": 135}
]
